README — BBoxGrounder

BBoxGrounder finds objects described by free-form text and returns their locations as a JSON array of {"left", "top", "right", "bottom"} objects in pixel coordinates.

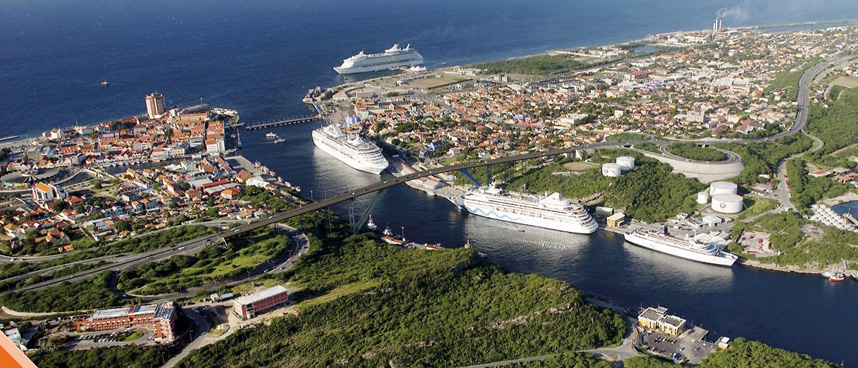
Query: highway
[{"left": 1, "top": 54, "right": 852, "bottom": 296}]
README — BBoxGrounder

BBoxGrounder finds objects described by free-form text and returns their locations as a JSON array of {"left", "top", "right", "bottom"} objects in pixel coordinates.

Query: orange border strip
[{"left": 0, "top": 330, "right": 37, "bottom": 368}]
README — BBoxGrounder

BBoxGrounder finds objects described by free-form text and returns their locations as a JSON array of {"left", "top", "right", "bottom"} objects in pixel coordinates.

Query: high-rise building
[{"left": 145, "top": 92, "right": 166, "bottom": 119}]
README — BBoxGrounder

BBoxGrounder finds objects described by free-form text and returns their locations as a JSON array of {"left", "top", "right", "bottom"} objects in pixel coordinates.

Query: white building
[{"left": 31, "top": 182, "right": 68, "bottom": 203}]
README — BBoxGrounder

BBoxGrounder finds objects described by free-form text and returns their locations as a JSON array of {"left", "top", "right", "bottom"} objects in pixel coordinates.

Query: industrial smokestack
[
  {"left": 718, "top": 18, "right": 723, "bottom": 31},
  {"left": 713, "top": 19, "right": 718, "bottom": 35}
]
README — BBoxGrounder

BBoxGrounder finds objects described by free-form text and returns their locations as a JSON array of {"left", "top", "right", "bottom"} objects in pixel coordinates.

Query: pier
[{"left": 245, "top": 115, "right": 321, "bottom": 131}]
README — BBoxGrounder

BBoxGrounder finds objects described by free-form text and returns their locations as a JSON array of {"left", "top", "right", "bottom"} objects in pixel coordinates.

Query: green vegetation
[
  {"left": 236, "top": 186, "right": 296, "bottom": 213},
  {"left": 473, "top": 55, "right": 586, "bottom": 76},
  {"left": 624, "top": 356, "right": 678, "bottom": 368},
  {"left": 510, "top": 353, "right": 611, "bottom": 367},
  {"left": 765, "top": 57, "right": 819, "bottom": 101},
  {"left": 665, "top": 143, "right": 725, "bottom": 162},
  {"left": 0, "top": 261, "right": 108, "bottom": 291},
  {"left": 737, "top": 212, "right": 858, "bottom": 268},
  {"left": 118, "top": 228, "right": 290, "bottom": 295},
  {"left": 0, "top": 225, "right": 216, "bottom": 281},
  {"left": 176, "top": 232, "right": 626, "bottom": 367},
  {"left": 604, "top": 160, "right": 705, "bottom": 222},
  {"left": 608, "top": 132, "right": 652, "bottom": 142},
  {"left": 698, "top": 338, "right": 838, "bottom": 368},
  {"left": 738, "top": 197, "right": 778, "bottom": 221},
  {"left": 30, "top": 344, "right": 178, "bottom": 368},
  {"left": 635, "top": 142, "right": 660, "bottom": 153},
  {"left": 716, "top": 134, "right": 814, "bottom": 185},
  {"left": 505, "top": 163, "right": 614, "bottom": 200},
  {"left": 0, "top": 271, "right": 124, "bottom": 313},
  {"left": 829, "top": 84, "right": 847, "bottom": 100},
  {"left": 123, "top": 330, "right": 144, "bottom": 342},
  {"left": 805, "top": 87, "right": 858, "bottom": 158},
  {"left": 787, "top": 159, "right": 851, "bottom": 212}
]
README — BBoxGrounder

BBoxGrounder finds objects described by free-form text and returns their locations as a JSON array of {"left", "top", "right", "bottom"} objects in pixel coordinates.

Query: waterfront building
[
  {"left": 638, "top": 307, "right": 687, "bottom": 337},
  {"left": 74, "top": 302, "right": 178, "bottom": 341},
  {"left": 232, "top": 285, "right": 289, "bottom": 320},
  {"left": 146, "top": 92, "right": 166, "bottom": 120}
]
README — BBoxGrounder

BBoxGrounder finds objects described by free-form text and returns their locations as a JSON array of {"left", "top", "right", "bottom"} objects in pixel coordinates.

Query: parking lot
[
  {"left": 59, "top": 328, "right": 157, "bottom": 350},
  {"left": 639, "top": 326, "right": 716, "bottom": 364}
]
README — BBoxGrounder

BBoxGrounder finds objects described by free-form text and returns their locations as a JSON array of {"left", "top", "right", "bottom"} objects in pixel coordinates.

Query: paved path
[{"left": 162, "top": 308, "right": 211, "bottom": 368}]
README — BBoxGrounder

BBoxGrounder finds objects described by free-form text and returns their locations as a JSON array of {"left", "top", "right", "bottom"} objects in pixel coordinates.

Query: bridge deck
[{"left": 245, "top": 116, "right": 321, "bottom": 130}]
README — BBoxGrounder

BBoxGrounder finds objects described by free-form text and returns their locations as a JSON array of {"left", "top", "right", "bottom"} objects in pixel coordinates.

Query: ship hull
[
  {"left": 312, "top": 129, "right": 388, "bottom": 175},
  {"left": 461, "top": 199, "right": 597, "bottom": 235},
  {"left": 334, "top": 53, "right": 423, "bottom": 74},
  {"left": 624, "top": 232, "right": 737, "bottom": 267}
]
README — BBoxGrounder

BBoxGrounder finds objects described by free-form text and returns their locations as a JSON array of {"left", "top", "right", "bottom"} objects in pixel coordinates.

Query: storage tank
[
  {"left": 697, "top": 191, "right": 710, "bottom": 205},
  {"left": 616, "top": 156, "right": 636, "bottom": 170},
  {"left": 709, "top": 181, "right": 738, "bottom": 196},
  {"left": 601, "top": 163, "right": 623, "bottom": 177},
  {"left": 711, "top": 193, "right": 743, "bottom": 213}
]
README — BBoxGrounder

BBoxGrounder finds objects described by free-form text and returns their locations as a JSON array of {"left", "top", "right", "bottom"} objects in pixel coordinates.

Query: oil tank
[
  {"left": 616, "top": 156, "right": 636, "bottom": 171},
  {"left": 602, "top": 163, "right": 623, "bottom": 177},
  {"left": 697, "top": 191, "right": 710, "bottom": 205},
  {"left": 711, "top": 193, "right": 743, "bottom": 213},
  {"left": 709, "top": 181, "right": 738, "bottom": 196}
]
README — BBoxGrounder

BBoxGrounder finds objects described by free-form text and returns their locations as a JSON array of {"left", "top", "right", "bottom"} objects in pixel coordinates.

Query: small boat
[
  {"left": 101, "top": 80, "right": 109, "bottom": 87},
  {"left": 366, "top": 215, "right": 378, "bottom": 231},
  {"left": 273, "top": 138, "right": 286, "bottom": 144},
  {"left": 424, "top": 243, "right": 445, "bottom": 251},
  {"left": 381, "top": 235, "right": 404, "bottom": 246},
  {"left": 382, "top": 226, "right": 393, "bottom": 237},
  {"left": 266, "top": 132, "right": 278, "bottom": 140},
  {"left": 830, "top": 273, "right": 846, "bottom": 282}
]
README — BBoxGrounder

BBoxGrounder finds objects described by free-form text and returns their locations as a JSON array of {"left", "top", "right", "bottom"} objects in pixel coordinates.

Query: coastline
[{"left": 387, "top": 160, "right": 846, "bottom": 276}]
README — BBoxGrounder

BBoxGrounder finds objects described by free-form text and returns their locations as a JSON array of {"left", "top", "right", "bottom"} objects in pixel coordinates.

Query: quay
[{"left": 245, "top": 115, "right": 321, "bottom": 131}]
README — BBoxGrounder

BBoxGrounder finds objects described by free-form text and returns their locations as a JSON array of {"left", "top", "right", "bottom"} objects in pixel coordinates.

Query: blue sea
[
  {"left": 3, "top": 0, "right": 858, "bottom": 365},
  {"left": 3, "top": 0, "right": 857, "bottom": 137}
]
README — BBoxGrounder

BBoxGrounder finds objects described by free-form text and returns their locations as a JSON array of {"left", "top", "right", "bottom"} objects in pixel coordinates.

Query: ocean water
[{"left": 3, "top": 0, "right": 858, "bottom": 365}]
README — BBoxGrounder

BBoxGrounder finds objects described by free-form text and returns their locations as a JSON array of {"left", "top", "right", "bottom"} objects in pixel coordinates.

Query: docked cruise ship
[
  {"left": 624, "top": 229, "right": 738, "bottom": 267},
  {"left": 458, "top": 185, "right": 598, "bottom": 234},
  {"left": 312, "top": 124, "right": 389, "bottom": 174},
  {"left": 334, "top": 44, "right": 424, "bottom": 74}
]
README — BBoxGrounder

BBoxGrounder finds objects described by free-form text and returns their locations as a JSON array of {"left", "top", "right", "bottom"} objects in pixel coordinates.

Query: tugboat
[{"left": 366, "top": 215, "right": 378, "bottom": 231}]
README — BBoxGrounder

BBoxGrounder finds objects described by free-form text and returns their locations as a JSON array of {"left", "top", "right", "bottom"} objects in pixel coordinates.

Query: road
[{"left": 2, "top": 54, "right": 849, "bottom": 300}]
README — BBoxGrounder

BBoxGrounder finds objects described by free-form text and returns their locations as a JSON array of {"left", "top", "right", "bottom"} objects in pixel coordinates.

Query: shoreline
[{"left": 387, "top": 161, "right": 844, "bottom": 277}]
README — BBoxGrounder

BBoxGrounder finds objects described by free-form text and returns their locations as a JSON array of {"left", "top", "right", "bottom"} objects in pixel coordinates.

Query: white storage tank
[
  {"left": 697, "top": 191, "right": 710, "bottom": 205},
  {"left": 711, "top": 193, "right": 743, "bottom": 213},
  {"left": 616, "top": 156, "right": 636, "bottom": 171},
  {"left": 602, "top": 163, "right": 623, "bottom": 177},
  {"left": 709, "top": 181, "right": 738, "bottom": 196}
]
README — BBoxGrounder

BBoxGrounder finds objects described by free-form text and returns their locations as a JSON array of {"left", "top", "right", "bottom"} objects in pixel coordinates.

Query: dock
[{"left": 245, "top": 115, "right": 321, "bottom": 131}]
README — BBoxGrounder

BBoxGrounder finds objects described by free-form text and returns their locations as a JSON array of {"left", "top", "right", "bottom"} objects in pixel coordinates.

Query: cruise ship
[
  {"left": 334, "top": 44, "right": 424, "bottom": 74},
  {"left": 624, "top": 228, "right": 738, "bottom": 267},
  {"left": 311, "top": 124, "right": 389, "bottom": 174},
  {"left": 458, "top": 185, "right": 598, "bottom": 234}
]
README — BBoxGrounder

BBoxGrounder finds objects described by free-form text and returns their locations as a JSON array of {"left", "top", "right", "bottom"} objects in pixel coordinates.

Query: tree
[{"left": 114, "top": 220, "right": 130, "bottom": 233}]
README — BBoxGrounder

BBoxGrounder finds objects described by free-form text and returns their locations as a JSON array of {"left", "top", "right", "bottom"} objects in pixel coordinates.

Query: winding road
[{"left": 1, "top": 54, "right": 852, "bottom": 300}]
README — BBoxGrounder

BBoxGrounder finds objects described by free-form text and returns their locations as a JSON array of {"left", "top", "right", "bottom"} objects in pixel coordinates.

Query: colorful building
[
  {"left": 637, "top": 306, "right": 687, "bottom": 337},
  {"left": 74, "top": 302, "right": 178, "bottom": 341},
  {"left": 232, "top": 285, "right": 289, "bottom": 320}
]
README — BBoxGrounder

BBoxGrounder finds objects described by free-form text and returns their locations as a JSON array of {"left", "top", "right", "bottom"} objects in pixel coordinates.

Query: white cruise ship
[
  {"left": 312, "top": 124, "right": 389, "bottom": 174},
  {"left": 334, "top": 44, "right": 424, "bottom": 74},
  {"left": 459, "top": 185, "right": 598, "bottom": 234},
  {"left": 624, "top": 229, "right": 738, "bottom": 267}
]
